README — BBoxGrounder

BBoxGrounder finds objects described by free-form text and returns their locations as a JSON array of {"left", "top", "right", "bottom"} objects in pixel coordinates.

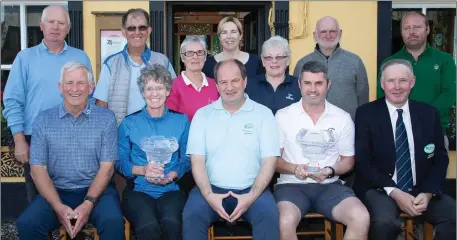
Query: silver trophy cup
[
  {"left": 141, "top": 136, "right": 179, "bottom": 181},
  {"left": 296, "top": 129, "right": 335, "bottom": 175}
]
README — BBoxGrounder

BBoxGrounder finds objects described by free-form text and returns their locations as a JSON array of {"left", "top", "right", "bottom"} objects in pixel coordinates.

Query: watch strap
[{"left": 324, "top": 166, "right": 335, "bottom": 178}]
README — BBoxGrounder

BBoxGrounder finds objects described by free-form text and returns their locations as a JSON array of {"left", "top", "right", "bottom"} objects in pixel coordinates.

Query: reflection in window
[
  {"left": 1, "top": 70, "right": 13, "bottom": 147},
  {"left": 1, "top": 6, "right": 21, "bottom": 65},
  {"left": 427, "top": 9, "right": 456, "bottom": 55},
  {"left": 27, "top": 6, "right": 46, "bottom": 48}
]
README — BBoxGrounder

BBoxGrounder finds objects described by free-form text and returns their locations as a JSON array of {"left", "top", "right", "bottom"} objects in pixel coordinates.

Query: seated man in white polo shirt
[
  {"left": 183, "top": 59, "right": 280, "bottom": 240},
  {"left": 274, "top": 61, "right": 370, "bottom": 240}
]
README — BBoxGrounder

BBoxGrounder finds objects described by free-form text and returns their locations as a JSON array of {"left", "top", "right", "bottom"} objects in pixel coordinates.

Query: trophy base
[
  {"left": 147, "top": 177, "right": 170, "bottom": 181},
  {"left": 307, "top": 166, "right": 320, "bottom": 175}
]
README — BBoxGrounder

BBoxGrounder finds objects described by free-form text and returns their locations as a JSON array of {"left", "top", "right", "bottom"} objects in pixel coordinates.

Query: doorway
[{"left": 166, "top": 1, "right": 271, "bottom": 73}]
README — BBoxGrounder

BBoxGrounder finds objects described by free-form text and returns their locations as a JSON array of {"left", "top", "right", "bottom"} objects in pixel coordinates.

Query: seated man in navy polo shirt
[
  {"left": 16, "top": 62, "right": 124, "bottom": 240},
  {"left": 246, "top": 36, "right": 300, "bottom": 115}
]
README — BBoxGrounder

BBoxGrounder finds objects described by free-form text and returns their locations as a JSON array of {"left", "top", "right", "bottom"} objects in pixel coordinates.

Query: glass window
[
  {"left": 426, "top": 8, "right": 456, "bottom": 55},
  {"left": 1, "top": 70, "right": 13, "bottom": 147},
  {"left": 1, "top": 5, "right": 21, "bottom": 65}
]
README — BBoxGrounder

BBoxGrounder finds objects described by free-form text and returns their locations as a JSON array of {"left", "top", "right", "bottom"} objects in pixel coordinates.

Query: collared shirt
[
  {"left": 2, "top": 40, "right": 93, "bottom": 135},
  {"left": 30, "top": 103, "right": 118, "bottom": 189},
  {"left": 117, "top": 106, "right": 191, "bottom": 199},
  {"left": 94, "top": 46, "right": 177, "bottom": 115},
  {"left": 187, "top": 94, "right": 280, "bottom": 189},
  {"left": 246, "top": 74, "right": 301, "bottom": 115},
  {"left": 275, "top": 99, "right": 354, "bottom": 185},
  {"left": 181, "top": 71, "right": 209, "bottom": 92},
  {"left": 384, "top": 99, "right": 417, "bottom": 196},
  {"left": 377, "top": 44, "right": 456, "bottom": 133}
]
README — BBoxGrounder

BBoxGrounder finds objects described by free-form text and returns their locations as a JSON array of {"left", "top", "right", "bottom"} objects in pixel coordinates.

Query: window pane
[
  {"left": 391, "top": 9, "right": 422, "bottom": 54},
  {"left": 426, "top": 8, "right": 456, "bottom": 55},
  {"left": 1, "top": 6, "right": 21, "bottom": 65},
  {"left": 27, "top": 5, "right": 69, "bottom": 48},
  {"left": 1, "top": 70, "right": 13, "bottom": 147}
]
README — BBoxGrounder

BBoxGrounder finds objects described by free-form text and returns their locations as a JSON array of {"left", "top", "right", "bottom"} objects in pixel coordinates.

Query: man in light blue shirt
[
  {"left": 2, "top": 5, "right": 92, "bottom": 204},
  {"left": 183, "top": 59, "right": 280, "bottom": 240},
  {"left": 94, "top": 8, "right": 176, "bottom": 125}
]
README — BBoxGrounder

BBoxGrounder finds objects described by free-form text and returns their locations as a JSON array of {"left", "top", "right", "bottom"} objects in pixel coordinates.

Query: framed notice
[{"left": 100, "top": 30, "right": 127, "bottom": 63}]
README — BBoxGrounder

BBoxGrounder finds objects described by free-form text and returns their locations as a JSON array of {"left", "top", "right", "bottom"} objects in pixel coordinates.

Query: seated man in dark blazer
[{"left": 354, "top": 59, "right": 456, "bottom": 240}]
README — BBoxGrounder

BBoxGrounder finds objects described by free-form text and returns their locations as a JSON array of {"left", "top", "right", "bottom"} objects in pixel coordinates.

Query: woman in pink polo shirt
[{"left": 166, "top": 36, "right": 219, "bottom": 121}]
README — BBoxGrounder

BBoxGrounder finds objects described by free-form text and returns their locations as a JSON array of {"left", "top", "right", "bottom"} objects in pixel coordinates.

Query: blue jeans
[
  {"left": 16, "top": 185, "right": 124, "bottom": 240},
  {"left": 182, "top": 185, "right": 279, "bottom": 240},
  {"left": 121, "top": 190, "right": 186, "bottom": 240}
]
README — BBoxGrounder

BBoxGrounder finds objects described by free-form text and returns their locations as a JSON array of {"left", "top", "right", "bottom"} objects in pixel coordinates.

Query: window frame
[
  {"left": 392, "top": 3, "right": 457, "bottom": 61},
  {"left": 1, "top": 1, "right": 67, "bottom": 71}
]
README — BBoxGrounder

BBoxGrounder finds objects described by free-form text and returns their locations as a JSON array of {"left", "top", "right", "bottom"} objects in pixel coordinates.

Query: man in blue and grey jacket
[{"left": 94, "top": 8, "right": 176, "bottom": 125}]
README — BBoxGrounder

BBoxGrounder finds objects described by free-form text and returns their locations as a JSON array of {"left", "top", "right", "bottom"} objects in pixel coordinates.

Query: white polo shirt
[{"left": 276, "top": 99, "right": 354, "bottom": 184}]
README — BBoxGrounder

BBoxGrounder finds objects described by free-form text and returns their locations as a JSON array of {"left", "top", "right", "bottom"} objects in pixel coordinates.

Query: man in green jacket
[{"left": 377, "top": 11, "right": 456, "bottom": 149}]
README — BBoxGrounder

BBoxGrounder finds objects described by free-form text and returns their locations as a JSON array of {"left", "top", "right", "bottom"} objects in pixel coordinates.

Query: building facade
[{"left": 1, "top": 0, "right": 455, "bottom": 220}]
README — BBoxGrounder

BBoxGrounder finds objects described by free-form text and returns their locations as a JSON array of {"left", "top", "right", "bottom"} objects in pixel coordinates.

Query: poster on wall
[{"left": 101, "top": 30, "right": 127, "bottom": 63}]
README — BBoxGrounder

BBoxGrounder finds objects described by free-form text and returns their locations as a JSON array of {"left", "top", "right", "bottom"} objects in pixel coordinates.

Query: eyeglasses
[
  {"left": 318, "top": 30, "right": 338, "bottom": 36},
  {"left": 182, "top": 50, "right": 206, "bottom": 57},
  {"left": 146, "top": 86, "right": 167, "bottom": 93},
  {"left": 125, "top": 25, "right": 148, "bottom": 32},
  {"left": 263, "top": 56, "right": 288, "bottom": 62}
]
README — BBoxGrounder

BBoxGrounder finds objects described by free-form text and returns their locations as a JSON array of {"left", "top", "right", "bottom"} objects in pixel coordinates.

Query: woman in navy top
[
  {"left": 246, "top": 36, "right": 301, "bottom": 115},
  {"left": 202, "top": 16, "right": 262, "bottom": 79},
  {"left": 117, "top": 64, "right": 190, "bottom": 240}
]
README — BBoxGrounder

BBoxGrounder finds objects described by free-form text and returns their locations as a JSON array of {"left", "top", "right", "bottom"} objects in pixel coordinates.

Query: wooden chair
[
  {"left": 400, "top": 212, "right": 434, "bottom": 240},
  {"left": 49, "top": 218, "right": 131, "bottom": 240},
  {"left": 208, "top": 213, "right": 344, "bottom": 240}
]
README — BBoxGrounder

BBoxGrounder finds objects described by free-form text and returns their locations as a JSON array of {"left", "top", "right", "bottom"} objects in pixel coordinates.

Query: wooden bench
[
  {"left": 208, "top": 213, "right": 344, "bottom": 240},
  {"left": 49, "top": 218, "right": 131, "bottom": 240},
  {"left": 400, "top": 212, "right": 434, "bottom": 240}
]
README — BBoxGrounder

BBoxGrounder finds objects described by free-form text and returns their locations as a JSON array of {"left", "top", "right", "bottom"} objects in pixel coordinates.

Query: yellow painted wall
[
  {"left": 288, "top": 1, "right": 378, "bottom": 101},
  {"left": 82, "top": 0, "right": 149, "bottom": 75}
]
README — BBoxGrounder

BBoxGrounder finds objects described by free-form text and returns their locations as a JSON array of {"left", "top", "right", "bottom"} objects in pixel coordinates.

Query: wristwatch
[
  {"left": 323, "top": 166, "right": 335, "bottom": 178},
  {"left": 84, "top": 195, "right": 99, "bottom": 205}
]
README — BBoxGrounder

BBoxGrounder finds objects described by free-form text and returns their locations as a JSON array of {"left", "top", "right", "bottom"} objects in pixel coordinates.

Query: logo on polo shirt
[
  {"left": 243, "top": 123, "right": 255, "bottom": 135},
  {"left": 286, "top": 93, "right": 294, "bottom": 101},
  {"left": 434, "top": 64, "right": 439, "bottom": 70}
]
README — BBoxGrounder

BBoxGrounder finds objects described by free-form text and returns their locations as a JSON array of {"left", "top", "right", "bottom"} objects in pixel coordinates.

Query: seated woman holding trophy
[{"left": 116, "top": 64, "right": 191, "bottom": 240}]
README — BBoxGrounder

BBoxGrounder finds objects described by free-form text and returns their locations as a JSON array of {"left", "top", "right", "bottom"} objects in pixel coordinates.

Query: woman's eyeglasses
[
  {"left": 263, "top": 56, "right": 288, "bottom": 62},
  {"left": 125, "top": 25, "right": 148, "bottom": 32},
  {"left": 182, "top": 50, "right": 206, "bottom": 57}
]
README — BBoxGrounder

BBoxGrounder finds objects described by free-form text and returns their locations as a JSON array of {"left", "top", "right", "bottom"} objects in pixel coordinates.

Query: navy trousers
[
  {"left": 16, "top": 185, "right": 124, "bottom": 240},
  {"left": 182, "top": 185, "right": 279, "bottom": 240}
]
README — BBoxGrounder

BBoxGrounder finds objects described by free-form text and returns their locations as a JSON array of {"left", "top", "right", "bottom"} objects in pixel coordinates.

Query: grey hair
[
  {"left": 261, "top": 36, "right": 291, "bottom": 65},
  {"left": 380, "top": 59, "right": 414, "bottom": 81},
  {"left": 137, "top": 64, "right": 173, "bottom": 93},
  {"left": 41, "top": 5, "right": 71, "bottom": 25},
  {"left": 60, "top": 62, "right": 93, "bottom": 83},
  {"left": 180, "top": 35, "right": 207, "bottom": 55},
  {"left": 299, "top": 61, "right": 329, "bottom": 82}
]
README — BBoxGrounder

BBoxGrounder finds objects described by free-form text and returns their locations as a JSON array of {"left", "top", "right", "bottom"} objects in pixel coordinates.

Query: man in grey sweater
[{"left": 293, "top": 16, "right": 368, "bottom": 120}]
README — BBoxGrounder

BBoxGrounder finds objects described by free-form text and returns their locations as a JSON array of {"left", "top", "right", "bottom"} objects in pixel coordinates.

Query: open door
[{"left": 243, "top": 11, "right": 259, "bottom": 54}]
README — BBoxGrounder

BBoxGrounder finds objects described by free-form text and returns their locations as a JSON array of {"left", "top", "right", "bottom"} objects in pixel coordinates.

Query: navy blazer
[{"left": 353, "top": 97, "right": 448, "bottom": 197}]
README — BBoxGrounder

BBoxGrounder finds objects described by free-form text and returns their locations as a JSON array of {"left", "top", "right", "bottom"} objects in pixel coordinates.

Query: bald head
[
  {"left": 41, "top": 5, "right": 70, "bottom": 25},
  {"left": 314, "top": 16, "right": 341, "bottom": 52},
  {"left": 316, "top": 16, "right": 340, "bottom": 32}
]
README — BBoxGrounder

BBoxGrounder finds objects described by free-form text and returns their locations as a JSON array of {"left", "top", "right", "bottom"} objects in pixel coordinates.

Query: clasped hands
[
  {"left": 54, "top": 201, "right": 93, "bottom": 239},
  {"left": 294, "top": 164, "right": 332, "bottom": 182},
  {"left": 391, "top": 190, "right": 432, "bottom": 216},
  {"left": 206, "top": 191, "right": 255, "bottom": 223},
  {"left": 144, "top": 162, "right": 177, "bottom": 185}
]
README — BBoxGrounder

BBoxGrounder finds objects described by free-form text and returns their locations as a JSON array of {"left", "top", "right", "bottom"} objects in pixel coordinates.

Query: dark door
[{"left": 243, "top": 11, "right": 258, "bottom": 54}]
